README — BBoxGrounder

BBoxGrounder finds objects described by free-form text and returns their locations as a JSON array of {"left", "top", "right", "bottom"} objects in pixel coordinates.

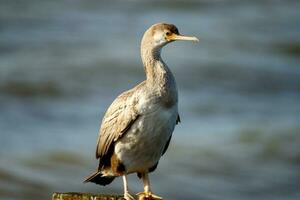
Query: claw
[
  {"left": 136, "top": 192, "right": 163, "bottom": 200},
  {"left": 124, "top": 192, "right": 136, "bottom": 200}
]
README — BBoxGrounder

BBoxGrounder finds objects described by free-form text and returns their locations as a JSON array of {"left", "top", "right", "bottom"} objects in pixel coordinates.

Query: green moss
[{"left": 52, "top": 193, "right": 124, "bottom": 200}]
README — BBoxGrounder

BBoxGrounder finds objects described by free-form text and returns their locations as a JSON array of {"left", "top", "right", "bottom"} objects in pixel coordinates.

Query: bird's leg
[
  {"left": 123, "top": 175, "right": 135, "bottom": 200},
  {"left": 136, "top": 173, "right": 163, "bottom": 200},
  {"left": 142, "top": 173, "right": 151, "bottom": 195}
]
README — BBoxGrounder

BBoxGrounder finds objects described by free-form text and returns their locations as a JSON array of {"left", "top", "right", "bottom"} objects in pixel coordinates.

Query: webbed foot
[{"left": 136, "top": 192, "right": 163, "bottom": 200}]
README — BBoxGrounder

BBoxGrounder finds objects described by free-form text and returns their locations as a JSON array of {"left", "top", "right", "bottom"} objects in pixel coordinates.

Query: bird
[{"left": 84, "top": 23, "right": 198, "bottom": 200}]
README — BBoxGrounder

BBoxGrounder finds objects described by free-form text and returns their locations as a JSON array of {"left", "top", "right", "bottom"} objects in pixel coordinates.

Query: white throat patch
[{"left": 153, "top": 30, "right": 166, "bottom": 46}]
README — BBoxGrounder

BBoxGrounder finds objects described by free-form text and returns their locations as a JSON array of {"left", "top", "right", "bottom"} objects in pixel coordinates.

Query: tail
[{"left": 83, "top": 171, "right": 115, "bottom": 186}]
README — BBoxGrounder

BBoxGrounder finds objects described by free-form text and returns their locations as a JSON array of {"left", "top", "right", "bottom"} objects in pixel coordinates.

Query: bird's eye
[{"left": 166, "top": 31, "right": 171, "bottom": 36}]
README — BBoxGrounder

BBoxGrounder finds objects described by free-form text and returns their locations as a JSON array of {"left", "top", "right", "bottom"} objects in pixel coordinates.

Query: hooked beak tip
[{"left": 193, "top": 37, "right": 200, "bottom": 43}]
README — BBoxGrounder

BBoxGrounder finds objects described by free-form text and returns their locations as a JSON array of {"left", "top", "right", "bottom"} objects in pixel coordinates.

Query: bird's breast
[
  {"left": 114, "top": 100, "right": 178, "bottom": 173},
  {"left": 138, "top": 87, "right": 178, "bottom": 115}
]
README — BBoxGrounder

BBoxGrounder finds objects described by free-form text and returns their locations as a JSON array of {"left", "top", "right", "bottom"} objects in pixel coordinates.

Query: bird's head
[{"left": 142, "top": 23, "right": 199, "bottom": 49}]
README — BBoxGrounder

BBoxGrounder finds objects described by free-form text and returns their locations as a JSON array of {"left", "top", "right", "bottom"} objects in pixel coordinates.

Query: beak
[{"left": 169, "top": 34, "right": 199, "bottom": 42}]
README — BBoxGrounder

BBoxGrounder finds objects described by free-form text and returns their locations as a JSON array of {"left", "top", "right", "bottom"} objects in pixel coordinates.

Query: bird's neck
[
  {"left": 140, "top": 40, "right": 178, "bottom": 106},
  {"left": 141, "top": 44, "right": 174, "bottom": 88}
]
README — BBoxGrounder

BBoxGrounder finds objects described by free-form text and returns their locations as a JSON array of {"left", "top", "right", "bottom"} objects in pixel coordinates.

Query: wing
[
  {"left": 95, "top": 83, "right": 144, "bottom": 162},
  {"left": 161, "top": 114, "right": 181, "bottom": 156}
]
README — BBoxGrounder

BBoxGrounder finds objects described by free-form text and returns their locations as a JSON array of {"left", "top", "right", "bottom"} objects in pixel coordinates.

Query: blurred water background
[{"left": 1, "top": 0, "right": 300, "bottom": 200}]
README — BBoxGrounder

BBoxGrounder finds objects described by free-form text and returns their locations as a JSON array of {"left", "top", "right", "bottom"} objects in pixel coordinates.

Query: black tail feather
[{"left": 83, "top": 171, "right": 115, "bottom": 186}]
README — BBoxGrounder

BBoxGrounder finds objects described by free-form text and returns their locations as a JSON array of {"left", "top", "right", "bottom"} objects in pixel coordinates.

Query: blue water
[{"left": 0, "top": 1, "right": 300, "bottom": 200}]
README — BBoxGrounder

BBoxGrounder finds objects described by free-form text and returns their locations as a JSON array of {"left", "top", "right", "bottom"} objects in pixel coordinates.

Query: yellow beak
[{"left": 169, "top": 34, "right": 199, "bottom": 42}]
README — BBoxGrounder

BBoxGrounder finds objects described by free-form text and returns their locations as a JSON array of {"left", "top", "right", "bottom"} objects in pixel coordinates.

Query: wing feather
[{"left": 95, "top": 83, "right": 144, "bottom": 160}]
